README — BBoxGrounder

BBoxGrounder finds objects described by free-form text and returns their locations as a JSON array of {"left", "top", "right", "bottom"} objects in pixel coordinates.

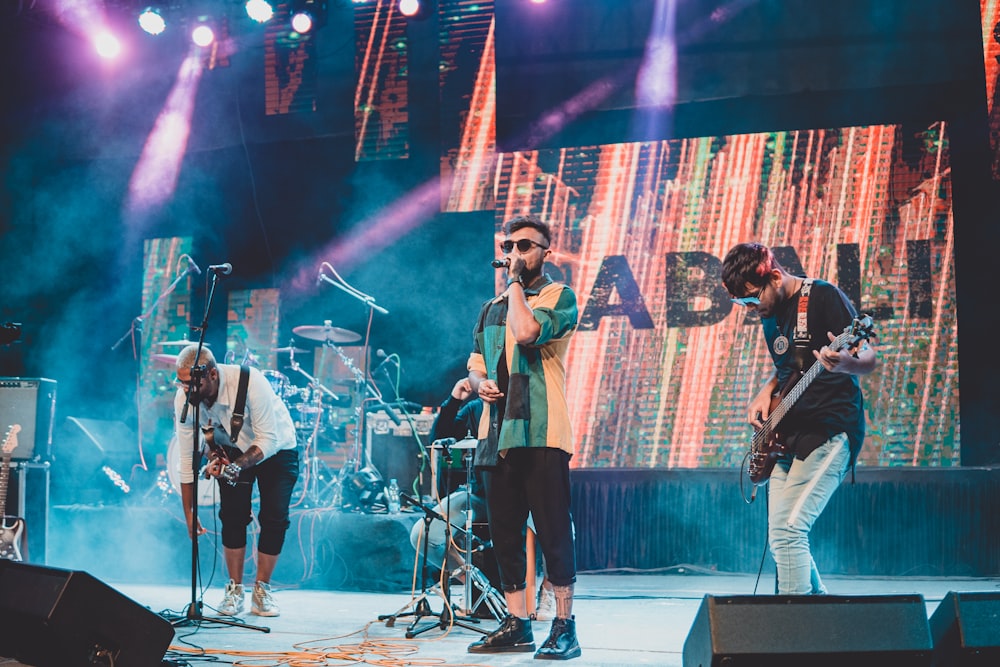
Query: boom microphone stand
[{"left": 172, "top": 266, "right": 267, "bottom": 633}]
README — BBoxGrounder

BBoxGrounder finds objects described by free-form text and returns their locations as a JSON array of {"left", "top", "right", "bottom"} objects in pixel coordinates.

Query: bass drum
[{"left": 167, "top": 435, "right": 219, "bottom": 506}]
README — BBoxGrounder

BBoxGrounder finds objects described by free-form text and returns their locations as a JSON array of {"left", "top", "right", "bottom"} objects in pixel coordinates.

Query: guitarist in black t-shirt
[{"left": 722, "top": 242, "right": 878, "bottom": 595}]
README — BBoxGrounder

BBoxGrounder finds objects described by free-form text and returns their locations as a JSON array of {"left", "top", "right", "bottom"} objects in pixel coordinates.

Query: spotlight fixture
[
  {"left": 244, "top": 0, "right": 274, "bottom": 23},
  {"left": 191, "top": 23, "right": 215, "bottom": 47},
  {"left": 93, "top": 30, "right": 122, "bottom": 59},
  {"left": 289, "top": 0, "right": 327, "bottom": 35},
  {"left": 397, "top": 0, "right": 432, "bottom": 20},
  {"left": 346, "top": 466, "right": 385, "bottom": 510},
  {"left": 138, "top": 7, "right": 166, "bottom": 35}
]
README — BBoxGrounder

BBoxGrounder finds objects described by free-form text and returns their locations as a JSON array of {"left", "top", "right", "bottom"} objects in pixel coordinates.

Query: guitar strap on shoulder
[
  {"left": 794, "top": 278, "right": 814, "bottom": 345},
  {"left": 230, "top": 365, "right": 250, "bottom": 445}
]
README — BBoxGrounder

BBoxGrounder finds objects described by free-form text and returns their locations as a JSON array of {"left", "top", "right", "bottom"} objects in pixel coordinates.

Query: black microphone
[
  {"left": 432, "top": 437, "right": 456, "bottom": 456},
  {"left": 491, "top": 258, "right": 510, "bottom": 268},
  {"left": 208, "top": 263, "right": 232, "bottom": 275},
  {"left": 184, "top": 255, "right": 201, "bottom": 275}
]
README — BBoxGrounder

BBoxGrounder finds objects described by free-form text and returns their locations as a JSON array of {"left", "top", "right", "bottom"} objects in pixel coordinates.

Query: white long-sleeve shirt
[{"left": 173, "top": 364, "right": 297, "bottom": 484}]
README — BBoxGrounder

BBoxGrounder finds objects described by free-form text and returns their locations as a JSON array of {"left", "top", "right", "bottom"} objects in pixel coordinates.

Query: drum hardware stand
[
  {"left": 379, "top": 492, "right": 495, "bottom": 638},
  {"left": 452, "top": 443, "right": 505, "bottom": 623},
  {"left": 172, "top": 266, "right": 268, "bottom": 633},
  {"left": 378, "top": 445, "right": 505, "bottom": 638},
  {"left": 287, "top": 350, "right": 341, "bottom": 506},
  {"left": 377, "top": 493, "right": 449, "bottom": 633},
  {"left": 316, "top": 262, "right": 391, "bottom": 500},
  {"left": 320, "top": 331, "right": 402, "bottom": 509}
]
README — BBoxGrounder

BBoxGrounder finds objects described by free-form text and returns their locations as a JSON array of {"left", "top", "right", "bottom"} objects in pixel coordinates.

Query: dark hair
[
  {"left": 721, "top": 242, "right": 783, "bottom": 296},
  {"left": 503, "top": 214, "right": 552, "bottom": 246}
]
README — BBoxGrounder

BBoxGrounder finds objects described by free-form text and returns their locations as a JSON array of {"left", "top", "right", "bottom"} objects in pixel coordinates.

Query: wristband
[{"left": 221, "top": 463, "right": 242, "bottom": 486}]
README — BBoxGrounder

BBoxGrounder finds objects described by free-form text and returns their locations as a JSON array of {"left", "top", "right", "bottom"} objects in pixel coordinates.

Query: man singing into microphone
[
  {"left": 174, "top": 344, "right": 299, "bottom": 617},
  {"left": 466, "top": 214, "right": 581, "bottom": 660}
]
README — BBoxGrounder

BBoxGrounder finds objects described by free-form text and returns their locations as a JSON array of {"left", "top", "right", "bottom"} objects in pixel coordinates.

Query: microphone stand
[
  {"left": 173, "top": 270, "right": 268, "bottom": 633},
  {"left": 316, "top": 264, "right": 392, "bottom": 497},
  {"left": 111, "top": 258, "right": 199, "bottom": 484}
]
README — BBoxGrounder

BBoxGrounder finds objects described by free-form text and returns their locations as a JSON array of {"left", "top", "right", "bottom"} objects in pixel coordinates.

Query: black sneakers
[
  {"left": 534, "top": 616, "right": 582, "bottom": 660},
  {"left": 467, "top": 614, "right": 536, "bottom": 653}
]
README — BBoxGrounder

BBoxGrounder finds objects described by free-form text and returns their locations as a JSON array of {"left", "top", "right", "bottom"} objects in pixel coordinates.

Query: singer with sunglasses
[
  {"left": 466, "top": 214, "right": 581, "bottom": 660},
  {"left": 721, "top": 242, "right": 877, "bottom": 596}
]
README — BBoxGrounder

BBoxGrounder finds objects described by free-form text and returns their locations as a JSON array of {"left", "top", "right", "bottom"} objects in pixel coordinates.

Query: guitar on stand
[{"left": 0, "top": 425, "right": 25, "bottom": 561}]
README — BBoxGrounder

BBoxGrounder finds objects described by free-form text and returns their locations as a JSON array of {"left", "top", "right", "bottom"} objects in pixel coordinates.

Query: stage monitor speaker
[
  {"left": 0, "top": 377, "right": 57, "bottom": 460},
  {"left": 682, "top": 594, "right": 933, "bottom": 667},
  {"left": 929, "top": 591, "right": 1000, "bottom": 666},
  {"left": 0, "top": 560, "right": 174, "bottom": 667},
  {"left": 366, "top": 411, "right": 435, "bottom": 498}
]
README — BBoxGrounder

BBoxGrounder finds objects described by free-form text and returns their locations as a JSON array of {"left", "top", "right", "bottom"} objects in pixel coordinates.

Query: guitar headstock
[
  {"left": 2, "top": 425, "right": 20, "bottom": 455},
  {"left": 832, "top": 315, "right": 875, "bottom": 352}
]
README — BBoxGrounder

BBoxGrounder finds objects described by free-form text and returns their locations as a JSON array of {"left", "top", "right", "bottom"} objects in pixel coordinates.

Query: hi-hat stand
[{"left": 286, "top": 346, "right": 340, "bottom": 506}]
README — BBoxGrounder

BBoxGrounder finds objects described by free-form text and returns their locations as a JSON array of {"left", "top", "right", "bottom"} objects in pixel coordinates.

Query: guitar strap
[
  {"left": 793, "top": 278, "right": 814, "bottom": 371},
  {"left": 230, "top": 364, "right": 250, "bottom": 445},
  {"left": 794, "top": 278, "right": 813, "bottom": 344}
]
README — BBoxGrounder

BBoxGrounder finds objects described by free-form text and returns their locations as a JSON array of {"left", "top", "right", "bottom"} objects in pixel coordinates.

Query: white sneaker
[
  {"left": 218, "top": 580, "right": 245, "bottom": 616},
  {"left": 533, "top": 586, "right": 556, "bottom": 621},
  {"left": 251, "top": 581, "right": 280, "bottom": 617}
]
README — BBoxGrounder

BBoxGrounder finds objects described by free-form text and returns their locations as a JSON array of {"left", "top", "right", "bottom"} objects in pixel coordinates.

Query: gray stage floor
[{"left": 5, "top": 572, "right": 998, "bottom": 666}]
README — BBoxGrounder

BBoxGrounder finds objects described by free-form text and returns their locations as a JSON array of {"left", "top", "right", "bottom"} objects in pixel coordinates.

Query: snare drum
[{"left": 166, "top": 435, "right": 219, "bottom": 506}]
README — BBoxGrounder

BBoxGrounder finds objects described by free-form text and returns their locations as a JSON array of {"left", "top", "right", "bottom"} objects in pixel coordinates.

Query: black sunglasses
[{"left": 500, "top": 239, "right": 549, "bottom": 254}]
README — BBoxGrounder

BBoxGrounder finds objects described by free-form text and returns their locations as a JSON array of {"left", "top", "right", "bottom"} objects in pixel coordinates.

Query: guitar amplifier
[
  {"left": 0, "top": 378, "right": 57, "bottom": 460},
  {"left": 365, "top": 411, "right": 436, "bottom": 498},
  {"left": 7, "top": 461, "right": 50, "bottom": 564}
]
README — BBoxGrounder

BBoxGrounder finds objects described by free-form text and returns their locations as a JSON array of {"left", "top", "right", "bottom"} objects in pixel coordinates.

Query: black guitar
[
  {"left": 0, "top": 425, "right": 25, "bottom": 561},
  {"left": 748, "top": 316, "right": 875, "bottom": 486}
]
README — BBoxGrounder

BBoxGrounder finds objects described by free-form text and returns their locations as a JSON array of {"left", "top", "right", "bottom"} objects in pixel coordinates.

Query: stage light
[
  {"left": 290, "top": 0, "right": 327, "bottom": 34},
  {"left": 138, "top": 8, "right": 166, "bottom": 35},
  {"left": 245, "top": 0, "right": 274, "bottom": 23},
  {"left": 191, "top": 23, "right": 214, "bottom": 47},
  {"left": 346, "top": 466, "right": 385, "bottom": 510},
  {"left": 290, "top": 10, "right": 313, "bottom": 34},
  {"left": 397, "top": 0, "right": 432, "bottom": 20},
  {"left": 93, "top": 31, "right": 122, "bottom": 59}
]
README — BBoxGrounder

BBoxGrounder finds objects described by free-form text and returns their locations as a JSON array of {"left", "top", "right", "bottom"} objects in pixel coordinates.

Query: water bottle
[{"left": 386, "top": 478, "right": 401, "bottom": 514}]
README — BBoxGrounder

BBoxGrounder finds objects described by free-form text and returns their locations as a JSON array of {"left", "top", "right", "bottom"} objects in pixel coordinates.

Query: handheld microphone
[
  {"left": 491, "top": 258, "right": 510, "bottom": 268},
  {"left": 184, "top": 255, "right": 202, "bottom": 275},
  {"left": 208, "top": 263, "right": 232, "bottom": 275}
]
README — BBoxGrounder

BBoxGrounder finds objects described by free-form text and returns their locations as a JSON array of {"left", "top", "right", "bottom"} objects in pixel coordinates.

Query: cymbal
[
  {"left": 292, "top": 325, "right": 361, "bottom": 344},
  {"left": 156, "top": 340, "right": 209, "bottom": 348},
  {"left": 273, "top": 346, "right": 309, "bottom": 354},
  {"left": 151, "top": 353, "right": 178, "bottom": 367}
]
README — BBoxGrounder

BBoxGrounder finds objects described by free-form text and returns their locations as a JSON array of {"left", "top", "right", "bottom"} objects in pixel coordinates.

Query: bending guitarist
[{"left": 722, "top": 242, "right": 878, "bottom": 595}]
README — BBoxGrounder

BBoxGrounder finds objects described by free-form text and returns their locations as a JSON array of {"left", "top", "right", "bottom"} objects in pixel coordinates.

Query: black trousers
[
  {"left": 482, "top": 447, "right": 576, "bottom": 591},
  {"left": 217, "top": 448, "right": 299, "bottom": 555}
]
